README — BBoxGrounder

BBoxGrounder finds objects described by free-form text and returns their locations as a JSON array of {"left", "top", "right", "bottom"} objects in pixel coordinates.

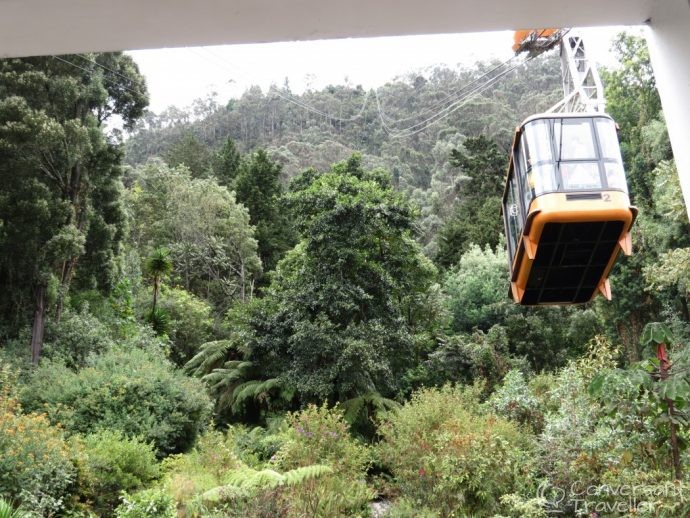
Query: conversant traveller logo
[{"left": 536, "top": 480, "right": 685, "bottom": 515}]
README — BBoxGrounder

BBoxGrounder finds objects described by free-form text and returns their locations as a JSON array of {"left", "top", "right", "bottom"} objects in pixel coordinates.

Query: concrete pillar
[{"left": 646, "top": 0, "right": 690, "bottom": 220}]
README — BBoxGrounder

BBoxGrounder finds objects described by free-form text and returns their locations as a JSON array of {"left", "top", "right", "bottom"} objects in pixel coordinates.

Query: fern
[
  {"left": 189, "top": 339, "right": 293, "bottom": 413},
  {"left": 225, "top": 464, "right": 333, "bottom": 490},
  {"left": 341, "top": 391, "right": 401, "bottom": 424},
  {"left": 231, "top": 378, "right": 283, "bottom": 412},
  {"left": 185, "top": 339, "right": 233, "bottom": 376},
  {"left": 0, "top": 499, "right": 27, "bottom": 518},
  {"left": 198, "top": 483, "right": 250, "bottom": 504},
  {"left": 198, "top": 463, "right": 333, "bottom": 507},
  {"left": 281, "top": 465, "right": 333, "bottom": 486}
]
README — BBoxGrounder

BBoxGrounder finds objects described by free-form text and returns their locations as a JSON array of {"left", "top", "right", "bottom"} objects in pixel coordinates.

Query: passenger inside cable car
[{"left": 503, "top": 113, "right": 635, "bottom": 305}]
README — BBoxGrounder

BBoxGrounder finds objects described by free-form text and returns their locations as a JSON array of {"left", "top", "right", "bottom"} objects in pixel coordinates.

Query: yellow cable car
[{"left": 502, "top": 113, "right": 637, "bottom": 305}]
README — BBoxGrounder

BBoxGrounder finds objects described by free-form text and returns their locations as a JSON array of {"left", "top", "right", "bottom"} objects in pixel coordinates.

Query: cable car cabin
[{"left": 502, "top": 113, "right": 637, "bottom": 305}]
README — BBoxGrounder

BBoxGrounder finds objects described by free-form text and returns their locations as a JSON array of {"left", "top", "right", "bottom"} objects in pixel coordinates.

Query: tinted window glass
[
  {"left": 524, "top": 120, "right": 552, "bottom": 166},
  {"left": 555, "top": 120, "right": 597, "bottom": 160},
  {"left": 531, "top": 164, "right": 557, "bottom": 195},
  {"left": 596, "top": 119, "right": 624, "bottom": 162},
  {"left": 604, "top": 162, "right": 628, "bottom": 192},
  {"left": 560, "top": 162, "right": 602, "bottom": 190}
]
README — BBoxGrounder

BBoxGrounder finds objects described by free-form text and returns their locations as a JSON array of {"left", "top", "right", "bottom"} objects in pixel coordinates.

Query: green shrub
[
  {"left": 377, "top": 385, "right": 536, "bottom": 517},
  {"left": 115, "top": 488, "right": 176, "bottom": 518},
  {"left": 230, "top": 423, "right": 287, "bottom": 466},
  {"left": 385, "top": 498, "right": 438, "bottom": 518},
  {"left": 80, "top": 430, "right": 160, "bottom": 513},
  {"left": 20, "top": 346, "right": 212, "bottom": 456},
  {"left": 423, "top": 327, "right": 510, "bottom": 389},
  {"left": 443, "top": 244, "right": 509, "bottom": 333},
  {"left": 42, "top": 306, "right": 114, "bottom": 368},
  {"left": 278, "top": 404, "right": 371, "bottom": 477},
  {"left": 0, "top": 392, "right": 77, "bottom": 515},
  {"left": 163, "top": 430, "right": 241, "bottom": 504},
  {"left": 164, "top": 407, "right": 375, "bottom": 517},
  {"left": 275, "top": 404, "right": 375, "bottom": 516},
  {"left": 487, "top": 369, "right": 543, "bottom": 432}
]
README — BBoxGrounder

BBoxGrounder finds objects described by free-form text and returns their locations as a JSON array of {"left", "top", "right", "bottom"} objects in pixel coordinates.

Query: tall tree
[
  {"left": 145, "top": 247, "right": 173, "bottom": 314},
  {"left": 436, "top": 135, "right": 506, "bottom": 268},
  {"left": 128, "top": 162, "right": 262, "bottom": 312},
  {"left": 233, "top": 149, "right": 296, "bottom": 275},
  {"left": 163, "top": 132, "right": 212, "bottom": 178},
  {"left": 602, "top": 33, "right": 668, "bottom": 209},
  {"left": 191, "top": 156, "right": 437, "bottom": 411},
  {"left": 0, "top": 54, "right": 148, "bottom": 361},
  {"left": 213, "top": 136, "right": 242, "bottom": 187}
]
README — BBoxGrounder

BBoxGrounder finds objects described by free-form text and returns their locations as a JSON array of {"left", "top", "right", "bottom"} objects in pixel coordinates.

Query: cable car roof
[{"left": 518, "top": 111, "right": 614, "bottom": 129}]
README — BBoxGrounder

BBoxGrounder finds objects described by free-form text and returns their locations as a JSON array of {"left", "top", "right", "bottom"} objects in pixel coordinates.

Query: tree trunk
[
  {"left": 55, "top": 255, "right": 78, "bottom": 323},
  {"left": 658, "top": 342, "right": 682, "bottom": 480},
  {"left": 152, "top": 276, "right": 159, "bottom": 314},
  {"left": 30, "top": 285, "right": 47, "bottom": 365}
]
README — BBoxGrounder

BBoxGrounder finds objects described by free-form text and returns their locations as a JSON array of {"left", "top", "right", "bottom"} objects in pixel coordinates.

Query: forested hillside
[{"left": 1, "top": 33, "right": 689, "bottom": 516}]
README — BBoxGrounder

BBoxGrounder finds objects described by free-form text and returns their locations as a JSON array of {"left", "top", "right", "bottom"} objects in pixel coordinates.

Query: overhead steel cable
[
  {"left": 375, "top": 51, "right": 542, "bottom": 139},
  {"left": 376, "top": 29, "right": 570, "bottom": 138},
  {"left": 375, "top": 55, "right": 521, "bottom": 126},
  {"left": 51, "top": 55, "right": 147, "bottom": 100},
  {"left": 75, "top": 53, "right": 143, "bottom": 87}
]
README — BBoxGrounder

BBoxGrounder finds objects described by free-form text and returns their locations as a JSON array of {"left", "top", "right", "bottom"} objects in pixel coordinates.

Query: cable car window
[
  {"left": 555, "top": 120, "right": 597, "bottom": 160},
  {"left": 524, "top": 120, "right": 552, "bottom": 166},
  {"left": 505, "top": 180, "right": 516, "bottom": 260},
  {"left": 560, "top": 162, "right": 602, "bottom": 190},
  {"left": 595, "top": 119, "right": 623, "bottom": 161},
  {"left": 604, "top": 162, "right": 627, "bottom": 192},
  {"left": 515, "top": 137, "right": 532, "bottom": 210},
  {"left": 520, "top": 133, "right": 529, "bottom": 173},
  {"left": 530, "top": 164, "right": 557, "bottom": 195},
  {"left": 523, "top": 173, "right": 534, "bottom": 213}
]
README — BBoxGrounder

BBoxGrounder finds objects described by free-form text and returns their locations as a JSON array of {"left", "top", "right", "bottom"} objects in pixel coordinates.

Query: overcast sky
[{"left": 128, "top": 27, "right": 640, "bottom": 114}]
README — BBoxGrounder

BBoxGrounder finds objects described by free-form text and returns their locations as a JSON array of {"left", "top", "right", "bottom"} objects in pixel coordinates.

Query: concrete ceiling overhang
[{"left": 1, "top": 0, "right": 654, "bottom": 58}]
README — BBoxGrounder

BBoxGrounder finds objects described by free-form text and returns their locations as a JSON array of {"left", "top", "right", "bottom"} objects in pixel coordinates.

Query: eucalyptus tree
[
  {"left": 128, "top": 161, "right": 262, "bottom": 312},
  {"left": 0, "top": 54, "right": 148, "bottom": 362}
]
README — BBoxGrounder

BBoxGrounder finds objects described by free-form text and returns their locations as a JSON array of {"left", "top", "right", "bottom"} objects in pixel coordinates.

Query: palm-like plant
[
  {"left": 186, "top": 340, "right": 293, "bottom": 414},
  {"left": 0, "top": 499, "right": 28, "bottom": 518},
  {"left": 145, "top": 247, "right": 173, "bottom": 314}
]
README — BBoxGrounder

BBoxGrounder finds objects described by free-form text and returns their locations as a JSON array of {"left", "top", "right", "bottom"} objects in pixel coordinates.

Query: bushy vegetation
[
  {"left": 377, "top": 384, "right": 536, "bottom": 516},
  {"left": 0, "top": 33, "right": 689, "bottom": 516},
  {"left": 0, "top": 374, "right": 78, "bottom": 515},
  {"left": 19, "top": 345, "right": 212, "bottom": 456},
  {"left": 80, "top": 430, "right": 160, "bottom": 513}
]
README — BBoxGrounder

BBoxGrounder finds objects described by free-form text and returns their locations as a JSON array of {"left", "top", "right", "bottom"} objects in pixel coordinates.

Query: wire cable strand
[
  {"left": 51, "top": 55, "right": 147, "bottom": 100},
  {"left": 376, "top": 52, "right": 540, "bottom": 139},
  {"left": 376, "top": 55, "right": 520, "bottom": 126}
]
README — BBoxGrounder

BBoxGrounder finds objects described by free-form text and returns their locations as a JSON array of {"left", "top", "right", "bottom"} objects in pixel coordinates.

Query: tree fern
[
  {"left": 196, "top": 484, "right": 250, "bottom": 506},
  {"left": 187, "top": 339, "right": 294, "bottom": 414},
  {"left": 231, "top": 378, "right": 282, "bottom": 412},
  {"left": 341, "top": 391, "right": 401, "bottom": 425},
  {"left": 198, "top": 464, "right": 333, "bottom": 508},
  {"left": 223, "top": 464, "right": 332, "bottom": 491},
  {"left": 184, "top": 339, "right": 234, "bottom": 376}
]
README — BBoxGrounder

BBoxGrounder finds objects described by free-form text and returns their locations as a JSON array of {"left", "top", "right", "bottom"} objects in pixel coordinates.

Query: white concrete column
[{"left": 646, "top": 0, "right": 690, "bottom": 220}]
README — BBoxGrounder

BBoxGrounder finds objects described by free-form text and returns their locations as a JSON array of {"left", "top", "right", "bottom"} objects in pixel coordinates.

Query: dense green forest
[{"left": 1, "top": 33, "right": 689, "bottom": 516}]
